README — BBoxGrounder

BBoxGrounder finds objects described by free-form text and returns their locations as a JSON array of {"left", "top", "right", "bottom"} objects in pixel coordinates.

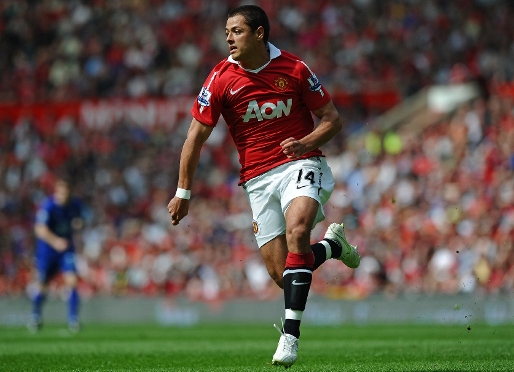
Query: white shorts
[{"left": 242, "top": 156, "right": 335, "bottom": 248}]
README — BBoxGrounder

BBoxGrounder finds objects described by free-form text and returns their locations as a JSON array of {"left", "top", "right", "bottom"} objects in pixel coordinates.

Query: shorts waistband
[{"left": 241, "top": 156, "right": 323, "bottom": 189}]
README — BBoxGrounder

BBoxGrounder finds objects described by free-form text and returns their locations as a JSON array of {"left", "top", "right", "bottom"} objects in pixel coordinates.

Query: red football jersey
[{"left": 191, "top": 43, "right": 332, "bottom": 184}]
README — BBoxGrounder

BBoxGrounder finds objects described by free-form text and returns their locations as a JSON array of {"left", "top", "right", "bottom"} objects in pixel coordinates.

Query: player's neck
[{"left": 238, "top": 44, "right": 270, "bottom": 71}]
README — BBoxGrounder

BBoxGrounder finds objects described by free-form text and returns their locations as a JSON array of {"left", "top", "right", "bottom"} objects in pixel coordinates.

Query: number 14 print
[{"left": 296, "top": 169, "right": 322, "bottom": 190}]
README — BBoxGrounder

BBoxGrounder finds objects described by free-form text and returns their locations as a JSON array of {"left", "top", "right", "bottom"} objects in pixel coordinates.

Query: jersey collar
[{"left": 228, "top": 42, "right": 281, "bottom": 73}]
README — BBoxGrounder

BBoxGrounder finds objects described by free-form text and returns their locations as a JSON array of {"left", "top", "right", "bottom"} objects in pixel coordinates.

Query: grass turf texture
[{"left": 0, "top": 323, "right": 513, "bottom": 371}]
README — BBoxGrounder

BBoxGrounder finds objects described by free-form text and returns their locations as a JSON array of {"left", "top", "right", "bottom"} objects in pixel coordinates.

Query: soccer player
[
  {"left": 28, "top": 177, "right": 83, "bottom": 333},
  {"left": 167, "top": 5, "right": 360, "bottom": 368}
]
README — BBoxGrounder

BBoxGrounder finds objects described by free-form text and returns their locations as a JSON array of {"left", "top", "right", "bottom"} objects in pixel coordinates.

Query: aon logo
[{"left": 242, "top": 99, "right": 292, "bottom": 122}]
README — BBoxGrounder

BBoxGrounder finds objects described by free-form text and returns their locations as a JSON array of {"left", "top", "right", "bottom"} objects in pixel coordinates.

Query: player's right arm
[
  {"left": 34, "top": 223, "right": 68, "bottom": 252},
  {"left": 168, "top": 118, "right": 214, "bottom": 226}
]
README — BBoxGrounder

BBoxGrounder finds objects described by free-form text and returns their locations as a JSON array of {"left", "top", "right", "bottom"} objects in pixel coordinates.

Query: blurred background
[{"left": 0, "top": 0, "right": 513, "bottom": 325}]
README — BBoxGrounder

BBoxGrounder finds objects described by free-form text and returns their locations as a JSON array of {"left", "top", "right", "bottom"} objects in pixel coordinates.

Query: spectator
[{"left": 0, "top": 0, "right": 513, "bottom": 300}]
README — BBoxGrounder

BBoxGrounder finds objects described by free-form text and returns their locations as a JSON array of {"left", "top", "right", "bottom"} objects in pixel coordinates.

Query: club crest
[
  {"left": 253, "top": 221, "right": 259, "bottom": 234},
  {"left": 274, "top": 76, "right": 289, "bottom": 91}
]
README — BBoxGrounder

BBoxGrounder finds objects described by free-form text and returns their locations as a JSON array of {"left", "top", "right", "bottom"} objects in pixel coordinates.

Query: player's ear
[{"left": 256, "top": 26, "right": 264, "bottom": 41}]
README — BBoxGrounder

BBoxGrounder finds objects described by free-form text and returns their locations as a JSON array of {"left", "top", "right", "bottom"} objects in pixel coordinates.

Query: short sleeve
[
  {"left": 35, "top": 204, "right": 50, "bottom": 225},
  {"left": 297, "top": 61, "right": 331, "bottom": 112},
  {"left": 190, "top": 68, "right": 223, "bottom": 126}
]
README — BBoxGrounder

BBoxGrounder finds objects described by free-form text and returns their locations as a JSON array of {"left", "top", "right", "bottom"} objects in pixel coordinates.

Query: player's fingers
[
  {"left": 54, "top": 239, "right": 68, "bottom": 251},
  {"left": 281, "top": 141, "right": 295, "bottom": 150},
  {"left": 168, "top": 197, "right": 189, "bottom": 227},
  {"left": 170, "top": 210, "right": 183, "bottom": 226},
  {"left": 282, "top": 141, "right": 295, "bottom": 152},
  {"left": 282, "top": 141, "right": 300, "bottom": 155},
  {"left": 168, "top": 198, "right": 180, "bottom": 215},
  {"left": 280, "top": 137, "right": 296, "bottom": 147},
  {"left": 170, "top": 212, "right": 179, "bottom": 225}
]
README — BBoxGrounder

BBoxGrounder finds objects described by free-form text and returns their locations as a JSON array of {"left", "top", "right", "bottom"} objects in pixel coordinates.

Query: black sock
[
  {"left": 311, "top": 239, "right": 342, "bottom": 270},
  {"left": 283, "top": 266, "right": 312, "bottom": 339},
  {"left": 325, "top": 238, "right": 342, "bottom": 258},
  {"left": 311, "top": 242, "right": 327, "bottom": 270},
  {"left": 283, "top": 319, "right": 301, "bottom": 338}
]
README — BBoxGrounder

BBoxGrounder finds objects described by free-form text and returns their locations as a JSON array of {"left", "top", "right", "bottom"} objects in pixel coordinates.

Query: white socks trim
[
  {"left": 320, "top": 240, "right": 332, "bottom": 260},
  {"left": 285, "top": 309, "right": 303, "bottom": 321}
]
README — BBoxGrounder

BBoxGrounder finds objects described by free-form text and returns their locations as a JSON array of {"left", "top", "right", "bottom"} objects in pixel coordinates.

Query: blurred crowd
[
  {"left": 1, "top": 0, "right": 514, "bottom": 301},
  {"left": 323, "top": 94, "right": 514, "bottom": 298},
  {"left": 2, "top": 0, "right": 514, "bottom": 118}
]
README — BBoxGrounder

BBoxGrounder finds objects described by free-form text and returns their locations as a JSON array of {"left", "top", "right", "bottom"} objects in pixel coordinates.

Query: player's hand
[
  {"left": 52, "top": 237, "right": 69, "bottom": 252},
  {"left": 168, "top": 197, "right": 190, "bottom": 226},
  {"left": 280, "top": 137, "right": 307, "bottom": 158}
]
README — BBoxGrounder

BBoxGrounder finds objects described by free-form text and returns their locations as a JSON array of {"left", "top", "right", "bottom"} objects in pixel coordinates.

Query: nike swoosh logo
[
  {"left": 292, "top": 280, "right": 310, "bottom": 286},
  {"left": 296, "top": 185, "right": 309, "bottom": 189},
  {"left": 230, "top": 85, "right": 245, "bottom": 95}
]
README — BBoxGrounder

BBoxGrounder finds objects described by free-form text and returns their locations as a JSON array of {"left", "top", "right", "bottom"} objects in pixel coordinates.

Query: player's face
[
  {"left": 225, "top": 15, "right": 263, "bottom": 65},
  {"left": 54, "top": 181, "right": 70, "bottom": 205}
]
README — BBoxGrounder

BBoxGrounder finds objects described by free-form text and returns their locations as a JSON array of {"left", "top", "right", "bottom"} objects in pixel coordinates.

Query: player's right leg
[
  {"left": 243, "top": 158, "right": 359, "bottom": 367},
  {"left": 243, "top": 166, "right": 303, "bottom": 367},
  {"left": 270, "top": 195, "right": 320, "bottom": 368},
  {"left": 260, "top": 237, "right": 300, "bottom": 368},
  {"left": 28, "top": 280, "right": 45, "bottom": 333},
  {"left": 246, "top": 159, "right": 327, "bottom": 368},
  {"left": 28, "top": 255, "right": 56, "bottom": 333}
]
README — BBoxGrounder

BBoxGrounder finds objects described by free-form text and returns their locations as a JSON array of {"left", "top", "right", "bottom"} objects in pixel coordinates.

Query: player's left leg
[
  {"left": 63, "top": 272, "right": 79, "bottom": 331},
  {"left": 61, "top": 252, "right": 80, "bottom": 332},
  {"left": 244, "top": 158, "right": 353, "bottom": 367},
  {"left": 259, "top": 236, "right": 288, "bottom": 288},
  {"left": 303, "top": 156, "right": 348, "bottom": 270}
]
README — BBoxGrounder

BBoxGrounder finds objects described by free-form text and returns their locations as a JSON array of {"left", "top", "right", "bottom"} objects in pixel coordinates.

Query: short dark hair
[
  {"left": 228, "top": 5, "right": 270, "bottom": 44},
  {"left": 54, "top": 171, "right": 73, "bottom": 189}
]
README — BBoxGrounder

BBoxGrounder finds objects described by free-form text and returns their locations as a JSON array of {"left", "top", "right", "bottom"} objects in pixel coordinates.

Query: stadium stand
[{"left": 0, "top": 0, "right": 513, "bottom": 301}]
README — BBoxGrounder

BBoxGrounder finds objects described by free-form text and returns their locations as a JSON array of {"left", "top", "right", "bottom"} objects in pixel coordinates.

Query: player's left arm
[
  {"left": 280, "top": 101, "right": 342, "bottom": 158},
  {"left": 34, "top": 223, "right": 69, "bottom": 252}
]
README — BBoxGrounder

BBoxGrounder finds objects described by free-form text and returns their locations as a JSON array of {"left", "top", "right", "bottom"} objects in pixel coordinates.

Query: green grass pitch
[{"left": 1, "top": 323, "right": 513, "bottom": 371}]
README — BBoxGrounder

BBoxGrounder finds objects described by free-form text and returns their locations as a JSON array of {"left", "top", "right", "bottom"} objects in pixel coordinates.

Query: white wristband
[{"left": 175, "top": 188, "right": 191, "bottom": 200}]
